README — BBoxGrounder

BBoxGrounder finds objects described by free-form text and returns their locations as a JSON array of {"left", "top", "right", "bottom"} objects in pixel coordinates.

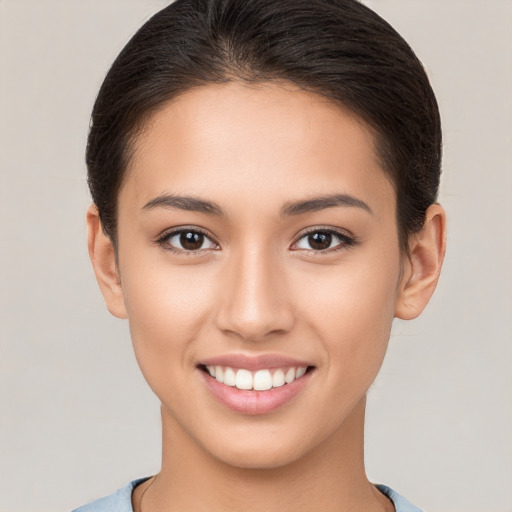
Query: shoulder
[
  {"left": 72, "top": 478, "right": 150, "bottom": 512},
  {"left": 375, "top": 484, "right": 424, "bottom": 512}
]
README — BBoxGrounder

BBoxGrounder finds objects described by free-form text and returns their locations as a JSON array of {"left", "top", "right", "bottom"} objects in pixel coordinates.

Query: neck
[{"left": 136, "top": 396, "right": 393, "bottom": 512}]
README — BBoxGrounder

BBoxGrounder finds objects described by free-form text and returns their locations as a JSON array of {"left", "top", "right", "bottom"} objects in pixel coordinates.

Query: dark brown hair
[{"left": 87, "top": 0, "right": 441, "bottom": 251}]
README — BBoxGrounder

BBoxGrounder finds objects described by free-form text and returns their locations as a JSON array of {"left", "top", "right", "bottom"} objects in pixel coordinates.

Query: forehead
[{"left": 122, "top": 81, "right": 394, "bottom": 217}]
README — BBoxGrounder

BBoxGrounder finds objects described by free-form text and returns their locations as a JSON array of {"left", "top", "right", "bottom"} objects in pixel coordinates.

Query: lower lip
[{"left": 199, "top": 369, "right": 313, "bottom": 415}]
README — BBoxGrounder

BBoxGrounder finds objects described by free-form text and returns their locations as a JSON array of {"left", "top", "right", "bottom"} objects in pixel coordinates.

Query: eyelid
[
  {"left": 290, "top": 226, "right": 357, "bottom": 252},
  {"left": 155, "top": 225, "right": 356, "bottom": 254},
  {"left": 155, "top": 225, "right": 220, "bottom": 253}
]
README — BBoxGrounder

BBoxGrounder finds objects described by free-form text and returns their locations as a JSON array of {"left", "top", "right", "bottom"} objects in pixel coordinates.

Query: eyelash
[
  {"left": 156, "top": 226, "right": 219, "bottom": 255},
  {"left": 291, "top": 227, "right": 357, "bottom": 254},
  {"left": 156, "top": 227, "right": 357, "bottom": 255}
]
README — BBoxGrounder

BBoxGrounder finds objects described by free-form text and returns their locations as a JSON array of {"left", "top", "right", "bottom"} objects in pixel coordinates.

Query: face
[{"left": 111, "top": 82, "right": 407, "bottom": 468}]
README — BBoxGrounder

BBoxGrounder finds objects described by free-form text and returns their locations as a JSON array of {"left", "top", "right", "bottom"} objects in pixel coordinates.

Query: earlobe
[
  {"left": 395, "top": 204, "right": 447, "bottom": 320},
  {"left": 86, "top": 204, "right": 128, "bottom": 319}
]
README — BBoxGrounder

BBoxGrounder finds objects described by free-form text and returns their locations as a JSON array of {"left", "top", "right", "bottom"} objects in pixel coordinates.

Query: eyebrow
[
  {"left": 142, "top": 194, "right": 224, "bottom": 216},
  {"left": 280, "top": 194, "right": 372, "bottom": 216},
  {"left": 142, "top": 192, "right": 372, "bottom": 217}
]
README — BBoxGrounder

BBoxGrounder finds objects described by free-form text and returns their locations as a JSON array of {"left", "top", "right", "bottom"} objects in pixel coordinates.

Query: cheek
[
  {"left": 295, "top": 253, "right": 400, "bottom": 378},
  {"left": 120, "top": 259, "right": 217, "bottom": 390}
]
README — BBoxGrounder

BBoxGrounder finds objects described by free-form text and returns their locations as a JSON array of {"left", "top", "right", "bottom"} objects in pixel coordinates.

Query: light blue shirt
[{"left": 72, "top": 478, "right": 423, "bottom": 511}]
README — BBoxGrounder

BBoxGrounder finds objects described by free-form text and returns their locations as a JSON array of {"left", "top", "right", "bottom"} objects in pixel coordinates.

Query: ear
[
  {"left": 395, "top": 204, "right": 447, "bottom": 320},
  {"left": 86, "top": 204, "right": 128, "bottom": 319}
]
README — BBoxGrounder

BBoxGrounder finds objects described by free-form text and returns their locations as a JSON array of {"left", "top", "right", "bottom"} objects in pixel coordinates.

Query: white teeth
[
  {"left": 223, "top": 367, "right": 236, "bottom": 386},
  {"left": 253, "top": 370, "right": 273, "bottom": 391},
  {"left": 285, "top": 368, "right": 296, "bottom": 384},
  {"left": 296, "top": 366, "right": 307, "bottom": 378},
  {"left": 235, "top": 369, "right": 253, "bottom": 390},
  {"left": 272, "top": 369, "right": 285, "bottom": 388},
  {"left": 205, "top": 365, "right": 309, "bottom": 391}
]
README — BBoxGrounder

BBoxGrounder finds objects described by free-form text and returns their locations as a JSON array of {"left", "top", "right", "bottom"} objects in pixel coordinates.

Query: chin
[{"left": 209, "top": 439, "right": 305, "bottom": 470}]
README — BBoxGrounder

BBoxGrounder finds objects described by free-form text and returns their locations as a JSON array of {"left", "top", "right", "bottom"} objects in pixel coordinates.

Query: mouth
[
  {"left": 198, "top": 364, "right": 313, "bottom": 390},
  {"left": 197, "top": 357, "right": 316, "bottom": 415}
]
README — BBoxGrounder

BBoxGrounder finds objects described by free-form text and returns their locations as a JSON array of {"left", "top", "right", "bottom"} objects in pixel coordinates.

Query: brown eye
[
  {"left": 180, "top": 231, "right": 204, "bottom": 250},
  {"left": 308, "top": 232, "right": 332, "bottom": 251},
  {"left": 161, "top": 229, "right": 218, "bottom": 252},
  {"left": 292, "top": 229, "right": 355, "bottom": 252}
]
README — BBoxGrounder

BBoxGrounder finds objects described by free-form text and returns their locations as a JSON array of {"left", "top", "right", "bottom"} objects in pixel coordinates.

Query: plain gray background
[{"left": 1, "top": 1, "right": 511, "bottom": 511}]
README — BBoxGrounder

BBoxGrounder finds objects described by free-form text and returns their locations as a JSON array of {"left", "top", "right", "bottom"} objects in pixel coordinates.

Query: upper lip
[{"left": 198, "top": 353, "right": 313, "bottom": 371}]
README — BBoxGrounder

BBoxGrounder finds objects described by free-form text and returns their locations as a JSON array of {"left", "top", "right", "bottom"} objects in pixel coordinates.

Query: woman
[{"left": 75, "top": 0, "right": 446, "bottom": 510}]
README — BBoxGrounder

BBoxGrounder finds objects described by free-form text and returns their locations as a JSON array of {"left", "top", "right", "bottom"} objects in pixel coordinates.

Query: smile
[
  {"left": 198, "top": 356, "right": 315, "bottom": 415},
  {"left": 204, "top": 365, "right": 308, "bottom": 391}
]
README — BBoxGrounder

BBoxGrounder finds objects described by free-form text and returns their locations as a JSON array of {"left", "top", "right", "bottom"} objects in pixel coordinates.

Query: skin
[{"left": 88, "top": 81, "right": 446, "bottom": 512}]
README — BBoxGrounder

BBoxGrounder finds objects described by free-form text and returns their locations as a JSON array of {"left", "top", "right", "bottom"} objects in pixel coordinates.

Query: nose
[{"left": 214, "top": 246, "right": 295, "bottom": 342}]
